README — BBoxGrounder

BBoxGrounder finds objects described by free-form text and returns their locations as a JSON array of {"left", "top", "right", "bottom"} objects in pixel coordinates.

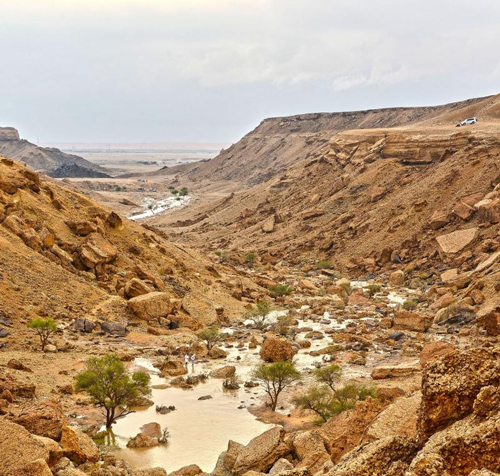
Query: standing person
[
  {"left": 184, "top": 353, "right": 189, "bottom": 366},
  {"left": 191, "top": 353, "right": 196, "bottom": 368}
]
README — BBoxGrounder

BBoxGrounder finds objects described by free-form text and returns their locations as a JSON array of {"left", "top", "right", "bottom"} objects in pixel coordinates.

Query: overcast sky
[{"left": 1, "top": 0, "right": 499, "bottom": 143}]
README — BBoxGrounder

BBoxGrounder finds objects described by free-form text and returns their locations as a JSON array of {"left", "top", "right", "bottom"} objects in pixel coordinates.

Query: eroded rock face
[
  {"left": 320, "top": 398, "right": 383, "bottom": 463},
  {"left": 10, "top": 398, "right": 67, "bottom": 441},
  {"left": 259, "top": 337, "right": 296, "bottom": 362},
  {"left": 0, "top": 420, "right": 51, "bottom": 476},
  {"left": 418, "top": 348, "right": 500, "bottom": 441},
  {"left": 232, "top": 427, "right": 291, "bottom": 476},
  {"left": 60, "top": 426, "right": 99, "bottom": 464},
  {"left": 325, "top": 436, "right": 419, "bottom": 476},
  {"left": 79, "top": 234, "right": 117, "bottom": 269}
]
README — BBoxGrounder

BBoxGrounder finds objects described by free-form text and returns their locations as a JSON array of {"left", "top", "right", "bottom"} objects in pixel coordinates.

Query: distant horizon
[{"left": 42, "top": 142, "right": 230, "bottom": 151}]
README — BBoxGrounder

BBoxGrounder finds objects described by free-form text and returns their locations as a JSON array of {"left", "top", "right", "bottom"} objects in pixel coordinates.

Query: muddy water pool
[{"left": 112, "top": 283, "right": 413, "bottom": 471}]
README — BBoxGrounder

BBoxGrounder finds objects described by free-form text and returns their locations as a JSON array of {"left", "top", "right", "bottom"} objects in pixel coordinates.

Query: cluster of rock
[{"left": 203, "top": 347, "right": 500, "bottom": 476}]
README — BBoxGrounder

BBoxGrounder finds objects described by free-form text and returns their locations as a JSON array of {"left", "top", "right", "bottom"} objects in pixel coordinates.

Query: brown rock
[
  {"left": 430, "top": 292, "right": 456, "bottom": 310},
  {"left": 128, "top": 292, "right": 172, "bottom": 320},
  {"left": 417, "top": 348, "right": 500, "bottom": 441},
  {"left": 66, "top": 220, "right": 97, "bottom": 236},
  {"left": 182, "top": 292, "right": 217, "bottom": 325},
  {"left": 32, "top": 435, "right": 64, "bottom": 467},
  {"left": 232, "top": 427, "right": 291, "bottom": 476},
  {"left": 429, "top": 210, "right": 449, "bottom": 230},
  {"left": 367, "top": 393, "right": 421, "bottom": 440},
  {"left": 79, "top": 234, "right": 117, "bottom": 268},
  {"left": 261, "top": 216, "right": 275, "bottom": 233},
  {"left": 209, "top": 346, "right": 228, "bottom": 359},
  {"left": 0, "top": 420, "right": 50, "bottom": 476},
  {"left": 106, "top": 211, "right": 123, "bottom": 229},
  {"left": 125, "top": 278, "right": 154, "bottom": 298},
  {"left": 371, "top": 366, "right": 419, "bottom": 380},
  {"left": 390, "top": 270, "right": 405, "bottom": 286},
  {"left": 210, "top": 366, "right": 236, "bottom": 379},
  {"left": 160, "top": 359, "right": 187, "bottom": 377},
  {"left": 419, "top": 342, "right": 455, "bottom": 368},
  {"left": 453, "top": 200, "right": 475, "bottom": 220},
  {"left": 60, "top": 426, "right": 99, "bottom": 464},
  {"left": 292, "top": 430, "right": 330, "bottom": 474},
  {"left": 436, "top": 228, "right": 477, "bottom": 254},
  {"left": 327, "top": 436, "right": 418, "bottom": 476},
  {"left": 394, "top": 310, "right": 432, "bottom": 333},
  {"left": 260, "top": 337, "right": 296, "bottom": 362},
  {"left": 477, "top": 198, "right": 500, "bottom": 224},
  {"left": 169, "top": 464, "right": 203, "bottom": 476},
  {"left": 370, "top": 186, "right": 386, "bottom": 202},
  {"left": 320, "top": 398, "right": 382, "bottom": 463},
  {"left": 11, "top": 399, "right": 67, "bottom": 441}
]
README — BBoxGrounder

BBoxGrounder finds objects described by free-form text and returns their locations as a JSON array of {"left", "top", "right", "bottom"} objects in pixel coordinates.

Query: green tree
[
  {"left": 252, "top": 361, "right": 301, "bottom": 411},
  {"left": 314, "top": 364, "right": 342, "bottom": 391},
  {"left": 292, "top": 385, "right": 336, "bottom": 422},
  {"left": 179, "top": 187, "right": 189, "bottom": 197},
  {"left": 244, "top": 300, "right": 272, "bottom": 329},
  {"left": 27, "top": 317, "right": 57, "bottom": 351},
  {"left": 75, "top": 354, "right": 151, "bottom": 428},
  {"left": 197, "top": 327, "right": 222, "bottom": 351}
]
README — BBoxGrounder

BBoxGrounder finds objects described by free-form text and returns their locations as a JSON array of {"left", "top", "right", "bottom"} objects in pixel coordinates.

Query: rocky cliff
[{"left": 0, "top": 127, "right": 110, "bottom": 178}]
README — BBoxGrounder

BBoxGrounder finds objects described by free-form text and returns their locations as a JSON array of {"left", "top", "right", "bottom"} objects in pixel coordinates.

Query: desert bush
[
  {"left": 314, "top": 364, "right": 342, "bottom": 391},
  {"left": 366, "top": 284, "right": 382, "bottom": 296},
  {"left": 197, "top": 327, "right": 222, "bottom": 351},
  {"left": 269, "top": 284, "right": 293, "bottom": 297},
  {"left": 315, "top": 259, "right": 333, "bottom": 269},
  {"left": 402, "top": 299, "right": 418, "bottom": 311}
]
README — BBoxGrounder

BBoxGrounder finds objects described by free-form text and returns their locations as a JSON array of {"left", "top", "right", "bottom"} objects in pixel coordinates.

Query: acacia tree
[
  {"left": 244, "top": 300, "right": 273, "bottom": 330},
  {"left": 27, "top": 317, "right": 58, "bottom": 351},
  {"left": 252, "top": 361, "right": 301, "bottom": 411},
  {"left": 314, "top": 364, "right": 342, "bottom": 391},
  {"left": 75, "top": 354, "right": 151, "bottom": 428},
  {"left": 197, "top": 327, "right": 222, "bottom": 351}
]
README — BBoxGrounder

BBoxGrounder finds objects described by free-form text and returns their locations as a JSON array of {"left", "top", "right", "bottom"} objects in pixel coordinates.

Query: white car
[{"left": 456, "top": 117, "right": 477, "bottom": 127}]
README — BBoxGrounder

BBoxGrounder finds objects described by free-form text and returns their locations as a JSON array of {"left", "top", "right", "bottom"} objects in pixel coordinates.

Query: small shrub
[
  {"left": 315, "top": 260, "right": 333, "bottom": 269},
  {"left": 245, "top": 252, "right": 257, "bottom": 264},
  {"left": 269, "top": 284, "right": 293, "bottom": 297},
  {"left": 179, "top": 187, "right": 189, "bottom": 197},
  {"left": 365, "top": 284, "right": 382, "bottom": 296},
  {"left": 339, "top": 282, "right": 351, "bottom": 294},
  {"left": 402, "top": 300, "right": 418, "bottom": 311},
  {"left": 214, "top": 250, "right": 228, "bottom": 263}
]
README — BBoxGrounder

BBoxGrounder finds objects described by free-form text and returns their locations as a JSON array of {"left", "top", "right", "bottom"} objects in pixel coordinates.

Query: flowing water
[{"left": 111, "top": 283, "right": 413, "bottom": 472}]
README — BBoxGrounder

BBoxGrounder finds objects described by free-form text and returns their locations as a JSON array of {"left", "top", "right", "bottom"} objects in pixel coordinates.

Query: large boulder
[
  {"left": 419, "top": 342, "right": 455, "bottom": 368},
  {"left": 393, "top": 311, "right": 433, "bottom": 333},
  {"left": 11, "top": 399, "right": 67, "bottom": 441},
  {"left": 169, "top": 464, "right": 203, "bottom": 476},
  {"left": 210, "top": 366, "right": 236, "bottom": 379},
  {"left": 160, "top": 359, "right": 187, "bottom": 377},
  {"left": 292, "top": 430, "right": 330, "bottom": 474},
  {"left": 128, "top": 292, "right": 172, "bottom": 321},
  {"left": 436, "top": 228, "right": 477, "bottom": 254},
  {"left": 393, "top": 310, "right": 433, "bottom": 332},
  {"left": 0, "top": 420, "right": 50, "bottom": 476},
  {"left": 60, "top": 426, "right": 99, "bottom": 464},
  {"left": 408, "top": 404, "right": 500, "bottom": 475},
  {"left": 182, "top": 292, "right": 217, "bottom": 325},
  {"left": 326, "top": 436, "right": 419, "bottom": 476},
  {"left": 232, "top": 427, "right": 291, "bottom": 476},
  {"left": 367, "top": 392, "right": 421, "bottom": 440},
  {"left": 260, "top": 337, "right": 296, "bottom": 362},
  {"left": 320, "top": 398, "right": 382, "bottom": 463},
  {"left": 418, "top": 348, "right": 500, "bottom": 441},
  {"left": 79, "top": 234, "right": 117, "bottom": 268}
]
